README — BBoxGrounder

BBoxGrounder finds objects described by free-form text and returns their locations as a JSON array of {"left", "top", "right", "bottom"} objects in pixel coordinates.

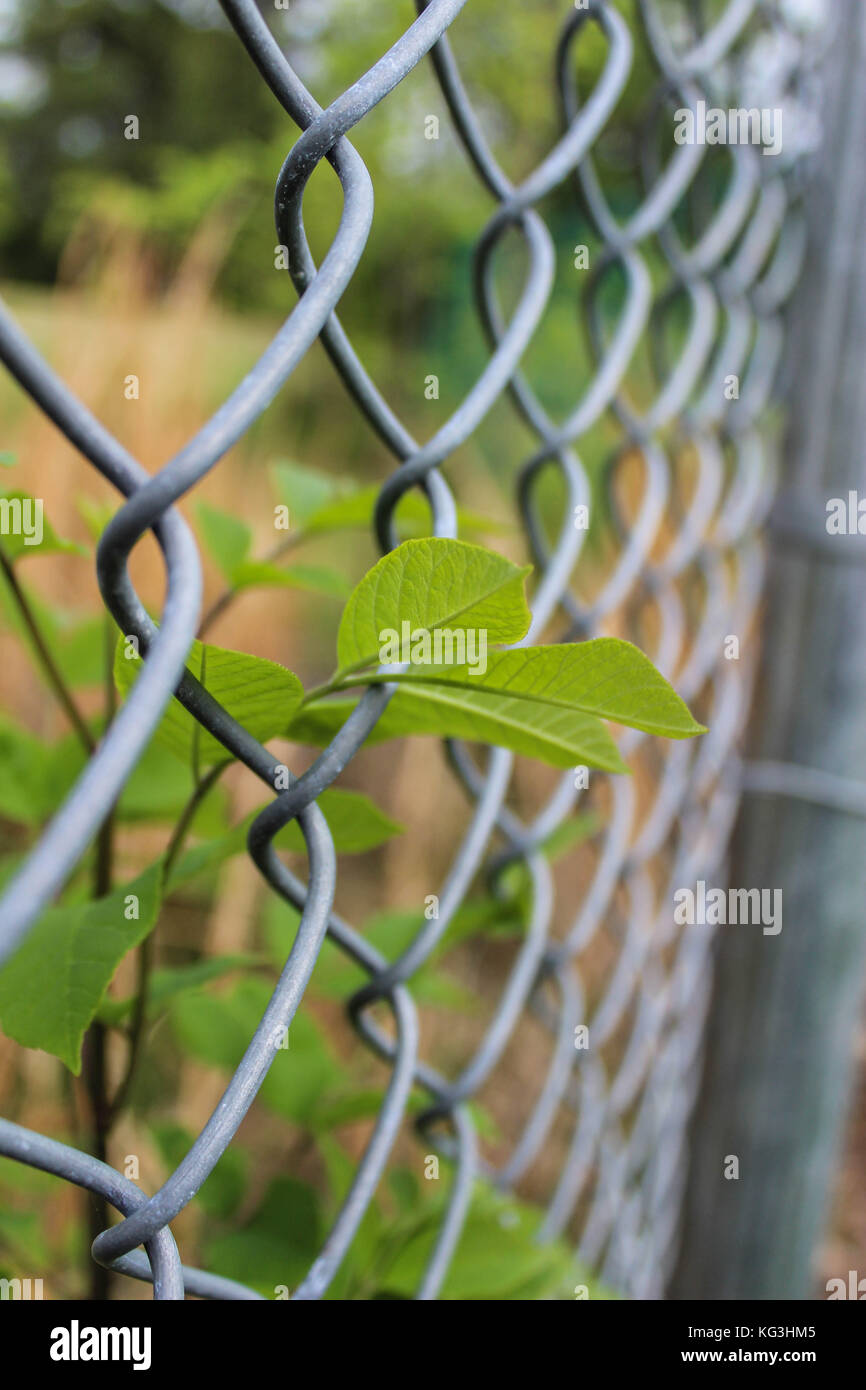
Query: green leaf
[
  {"left": 255, "top": 1006, "right": 343, "bottom": 1126},
  {"left": 0, "top": 452, "right": 16, "bottom": 468},
  {"left": 336, "top": 537, "right": 531, "bottom": 675},
  {"left": 52, "top": 615, "right": 107, "bottom": 689},
  {"left": 295, "top": 909, "right": 474, "bottom": 1012},
  {"left": 0, "top": 1209, "right": 49, "bottom": 1270},
  {"left": 204, "top": 1176, "right": 322, "bottom": 1295},
  {"left": 0, "top": 714, "right": 83, "bottom": 825},
  {"left": 541, "top": 811, "right": 601, "bottom": 862},
  {"left": 116, "top": 741, "right": 228, "bottom": 831},
  {"left": 270, "top": 461, "right": 507, "bottom": 543},
  {"left": 279, "top": 787, "right": 403, "bottom": 853},
  {"left": 0, "top": 864, "right": 162, "bottom": 1072},
  {"left": 114, "top": 636, "right": 304, "bottom": 766},
  {"left": 0, "top": 489, "right": 87, "bottom": 561},
  {"left": 299, "top": 485, "right": 506, "bottom": 541},
  {"left": 169, "top": 977, "right": 261, "bottom": 1071},
  {"left": 376, "top": 639, "right": 706, "bottom": 740},
  {"left": 373, "top": 1182, "right": 606, "bottom": 1301},
  {"left": 0, "top": 579, "right": 104, "bottom": 690},
  {"left": 96, "top": 954, "right": 260, "bottom": 1025},
  {"left": 166, "top": 787, "right": 402, "bottom": 896},
  {"left": 299, "top": 488, "right": 379, "bottom": 536},
  {"left": 151, "top": 1122, "right": 247, "bottom": 1219},
  {"left": 290, "top": 685, "right": 627, "bottom": 772},
  {"left": 271, "top": 459, "right": 339, "bottom": 527},
  {"left": 75, "top": 495, "right": 115, "bottom": 543},
  {"left": 230, "top": 559, "right": 349, "bottom": 599},
  {"left": 309, "top": 1088, "right": 390, "bottom": 1130},
  {"left": 170, "top": 980, "right": 342, "bottom": 1126},
  {"left": 196, "top": 501, "right": 251, "bottom": 582}
]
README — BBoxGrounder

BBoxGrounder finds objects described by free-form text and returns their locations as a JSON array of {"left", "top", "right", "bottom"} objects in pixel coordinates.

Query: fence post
[{"left": 669, "top": 0, "right": 866, "bottom": 1301}]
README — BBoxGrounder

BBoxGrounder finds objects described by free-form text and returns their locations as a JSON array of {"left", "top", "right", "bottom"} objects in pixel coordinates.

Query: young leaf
[
  {"left": 369, "top": 638, "right": 706, "bottom": 740},
  {"left": 289, "top": 686, "right": 627, "bottom": 772},
  {"left": 75, "top": 495, "right": 115, "bottom": 542},
  {"left": 368, "top": 1181, "right": 609, "bottom": 1301},
  {"left": 114, "top": 636, "right": 304, "bottom": 766},
  {"left": 0, "top": 714, "right": 85, "bottom": 826},
  {"left": 96, "top": 954, "right": 260, "bottom": 1025},
  {"left": 151, "top": 1122, "right": 248, "bottom": 1220},
  {"left": 336, "top": 537, "right": 531, "bottom": 675},
  {"left": 302, "top": 486, "right": 505, "bottom": 540},
  {"left": 171, "top": 980, "right": 341, "bottom": 1126},
  {"left": 0, "top": 864, "right": 162, "bottom": 1072},
  {"left": 271, "top": 462, "right": 506, "bottom": 542},
  {"left": 196, "top": 501, "right": 252, "bottom": 583},
  {"left": 271, "top": 459, "right": 339, "bottom": 526},
  {"left": 116, "top": 740, "right": 229, "bottom": 830},
  {"left": 204, "top": 1176, "right": 323, "bottom": 1293},
  {"left": 166, "top": 787, "right": 403, "bottom": 894},
  {"left": 278, "top": 787, "right": 403, "bottom": 853},
  {"left": 541, "top": 811, "right": 601, "bottom": 862},
  {"left": 0, "top": 489, "right": 87, "bottom": 561},
  {"left": 230, "top": 559, "right": 349, "bottom": 600},
  {"left": 299, "top": 487, "right": 381, "bottom": 536},
  {"left": 0, "top": 572, "right": 105, "bottom": 690},
  {"left": 295, "top": 909, "right": 475, "bottom": 1012}
]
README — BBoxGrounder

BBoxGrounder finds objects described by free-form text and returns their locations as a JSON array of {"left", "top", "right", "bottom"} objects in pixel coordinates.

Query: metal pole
[{"left": 670, "top": 0, "right": 866, "bottom": 1301}]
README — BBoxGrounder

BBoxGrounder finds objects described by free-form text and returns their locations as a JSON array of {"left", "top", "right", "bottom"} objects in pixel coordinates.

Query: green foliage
[
  {"left": 114, "top": 636, "right": 303, "bottom": 767},
  {"left": 0, "top": 713, "right": 82, "bottom": 825},
  {"left": 290, "top": 684, "right": 628, "bottom": 773},
  {"left": 110, "top": 535, "right": 702, "bottom": 778},
  {"left": 151, "top": 1122, "right": 247, "bottom": 1221},
  {"left": 165, "top": 788, "right": 403, "bottom": 898},
  {"left": 0, "top": 864, "right": 162, "bottom": 1072},
  {"left": 0, "top": 577, "right": 106, "bottom": 691},
  {"left": 267, "top": 904, "right": 477, "bottom": 1013},
  {"left": 229, "top": 559, "right": 349, "bottom": 600},
  {"left": 335, "top": 537, "right": 531, "bottom": 675},
  {"left": 96, "top": 955, "right": 260, "bottom": 1027},
  {"left": 205, "top": 1177, "right": 323, "bottom": 1295},
  {"left": 170, "top": 979, "right": 342, "bottom": 1129},
  {"left": 272, "top": 461, "right": 502, "bottom": 542},
  {"left": 319, "top": 1159, "right": 609, "bottom": 1301},
  {"left": 195, "top": 502, "right": 252, "bottom": 583},
  {"left": 196, "top": 500, "right": 348, "bottom": 599},
  {"left": 373, "top": 638, "right": 706, "bottom": 739},
  {"left": 292, "top": 536, "right": 702, "bottom": 770},
  {"left": 0, "top": 454, "right": 705, "bottom": 1297},
  {"left": 0, "top": 489, "right": 86, "bottom": 561},
  {"left": 115, "top": 741, "right": 228, "bottom": 830},
  {"left": 369, "top": 1182, "right": 596, "bottom": 1301}
]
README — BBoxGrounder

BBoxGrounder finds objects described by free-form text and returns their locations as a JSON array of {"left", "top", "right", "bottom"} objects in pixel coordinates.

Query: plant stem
[
  {"left": 0, "top": 545, "right": 115, "bottom": 1296},
  {"left": 106, "top": 762, "right": 228, "bottom": 1126},
  {"left": 84, "top": 617, "right": 119, "bottom": 1300},
  {"left": 0, "top": 545, "right": 94, "bottom": 754},
  {"left": 82, "top": 1022, "right": 111, "bottom": 1301},
  {"left": 197, "top": 529, "right": 305, "bottom": 638},
  {"left": 300, "top": 673, "right": 356, "bottom": 706},
  {"left": 163, "top": 762, "right": 228, "bottom": 884}
]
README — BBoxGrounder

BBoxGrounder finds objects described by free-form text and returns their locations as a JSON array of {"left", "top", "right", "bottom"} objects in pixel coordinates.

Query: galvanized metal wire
[{"left": 0, "top": 0, "right": 831, "bottom": 1300}]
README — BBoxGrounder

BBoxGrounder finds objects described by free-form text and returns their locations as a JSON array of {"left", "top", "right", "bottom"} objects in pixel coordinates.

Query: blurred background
[{"left": 0, "top": 0, "right": 863, "bottom": 1301}]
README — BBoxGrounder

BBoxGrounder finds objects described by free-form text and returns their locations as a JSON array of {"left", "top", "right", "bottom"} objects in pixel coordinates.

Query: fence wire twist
[{"left": 0, "top": 0, "right": 831, "bottom": 1300}]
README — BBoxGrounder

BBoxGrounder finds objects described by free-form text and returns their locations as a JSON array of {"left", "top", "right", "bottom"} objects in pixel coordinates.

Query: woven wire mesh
[{"left": 0, "top": 0, "right": 832, "bottom": 1300}]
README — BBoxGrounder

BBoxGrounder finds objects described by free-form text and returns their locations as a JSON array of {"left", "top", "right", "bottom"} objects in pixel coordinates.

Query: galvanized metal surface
[{"left": 0, "top": 0, "right": 831, "bottom": 1299}]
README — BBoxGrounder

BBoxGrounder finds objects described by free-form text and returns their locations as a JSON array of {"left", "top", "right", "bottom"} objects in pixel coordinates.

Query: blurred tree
[{"left": 0, "top": 0, "right": 278, "bottom": 282}]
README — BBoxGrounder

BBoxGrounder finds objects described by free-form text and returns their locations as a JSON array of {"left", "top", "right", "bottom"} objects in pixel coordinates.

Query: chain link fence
[{"left": 0, "top": 0, "right": 833, "bottom": 1300}]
